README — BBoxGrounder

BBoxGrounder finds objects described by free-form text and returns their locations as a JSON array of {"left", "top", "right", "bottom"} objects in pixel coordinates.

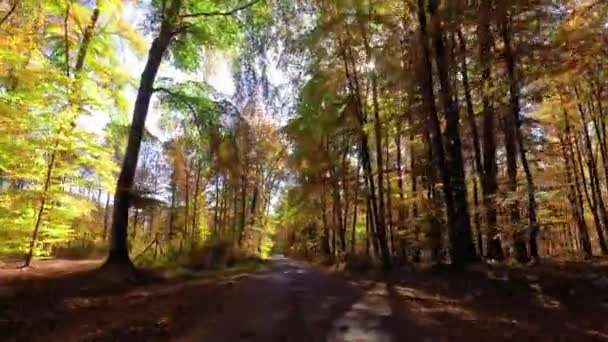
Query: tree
[{"left": 106, "top": 0, "right": 263, "bottom": 267}]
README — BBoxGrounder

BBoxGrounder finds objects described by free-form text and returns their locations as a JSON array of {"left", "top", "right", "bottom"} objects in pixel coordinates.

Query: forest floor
[{"left": 1, "top": 256, "right": 608, "bottom": 341}]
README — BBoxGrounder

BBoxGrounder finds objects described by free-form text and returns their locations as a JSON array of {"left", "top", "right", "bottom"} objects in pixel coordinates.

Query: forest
[{"left": 1, "top": 0, "right": 608, "bottom": 340}]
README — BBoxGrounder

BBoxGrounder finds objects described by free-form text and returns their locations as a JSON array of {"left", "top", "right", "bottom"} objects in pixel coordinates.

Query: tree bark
[
  {"left": 501, "top": 14, "right": 534, "bottom": 262},
  {"left": 340, "top": 38, "right": 391, "bottom": 269},
  {"left": 351, "top": 162, "right": 360, "bottom": 254},
  {"left": 575, "top": 96, "right": 608, "bottom": 254},
  {"left": 103, "top": 194, "right": 111, "bottom": 241},
  {"left": 106, "top": 4, "right": 178, "bottom": 265},
  {"left": 479, "top": 0, "right": 502, "bottom": 260},
  {"left": 191, "top": 158, "right": 202, "bottom": 242},
  {"left": 457, "top": 28, "right": 483, "bottom": 255},
  {"left": 560, "top": 134, "right": 592, "bottom": 256},
  {"left": 26, "top": 5, "right": 100, "bottom": 266},
  {"left": 429, "top": 0, "right": 477, "bottom": 265}
]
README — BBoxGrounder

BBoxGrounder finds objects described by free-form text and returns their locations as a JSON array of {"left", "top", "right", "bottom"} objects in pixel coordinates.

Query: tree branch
[
  {"left": 180, "top": 0, "right": 260, "bottom": 19},
  {"left": 153, "top": 87, "right": 206, "bottom": 135},
  {"left": 0, "top": 0, "right": 19, "bottom": 29}
]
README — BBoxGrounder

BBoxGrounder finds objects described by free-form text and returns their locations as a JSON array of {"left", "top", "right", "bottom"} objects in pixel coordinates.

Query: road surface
[{"left": 3, "top": 256, "right": 608, "bottom": 341}]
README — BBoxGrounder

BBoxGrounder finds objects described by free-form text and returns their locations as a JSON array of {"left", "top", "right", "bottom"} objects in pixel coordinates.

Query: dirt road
[{"left": 2, "top": 256, "right": 608, "bottom": 341}]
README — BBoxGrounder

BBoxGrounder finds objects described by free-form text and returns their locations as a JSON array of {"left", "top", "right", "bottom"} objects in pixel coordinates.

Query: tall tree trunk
[
  {"left": 26, "top": 5, "right": 100, "bottom": 266},
  {"left": 457, "top": 28, "right": 483, "bottom": 255},
  {"left": 416, "top": 0, "right": 468, "bottom": 265},
  {"left": 357, "top": 13, "right": 392, "bottom": 268},
  {"left": 106, "top": 6, "right": 178, "bottom": 265},
  {"left": 321, "top": 179, "right": 331, "bottom": 255},
  {"left": 385, "top": 128, "right": 395, "bottom": 256},
  {"left": 479, "top": 0, "right": 502, "bottom": 260},
  {"left": 501, "top": 14, "right": 532, "bottom": 262},
  {"left": 351, "top": 162, "right": 360, "bottom": 254},
  {"left": 429, "top": 0, "right": 477, "bottom": 265},
  {"left": 191, "top": 158, "right": 202, "bottom": 243},
  {"left": 169, "top": 173, "right": 177, "bottom": 239},
  {"left": 576, "top": 96, "right": 608, "bottom": 253},
  {"left": 395, "top": 126, "right": 406, "bottom": 258},
  {"left": 238, "top": 165, "right": 248, "bottom": 247},
  {"left": 133, "top": 208, "right": 139, "bottom": 239},
  {"left": 560, "top": 134, "right": 592, "bottom": 256},
  {"left": 103, "top": 194, "right": 111, "bottom": 241},
  {"left": 213, "top": 174, "right": 221, "bottom": 233},
  {"left": 25, "top": 150, "right": 57, "bottom": 266},
  {"left": 572, "top": 120, "right": 605, "bottom": 252},
  {"left": 340, "top": 39, "right": 390, "bottom": 269},
  {"left": 184, "top": 160, "right": 191, "bottom": 239},
  {"left": 328, "top": 138, "right": 346, "bottom": 253},
  {"left": 341, "top": 136, "right": 351, "bottom": 253}
]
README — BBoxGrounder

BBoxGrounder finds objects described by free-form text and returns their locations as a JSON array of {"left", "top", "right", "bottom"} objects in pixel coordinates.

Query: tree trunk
[
  {"left": 358, "top": 14, "right": 392, "bottom": 268},
  {"left": 479, "top": 0, "right": 502, "bottom": 260},
  {"left": 457, "top": 28, "right": 483, "bottom": 255},
  {"left": 429, "top": 0, "right": 477, "bottom": 265},
  {"left": 191, "top": 158, "right": 202, "bottom": 242},
  {"left": 106, "top": 11, "right": 177, "bottom": 266},
  {"left": 501, "top": 15, "right": 532, "bottom": 262},
  {"left": 560, "top": 135, "right": 592, "bottom": 256},
  {"left": 576, "top": 97, "right": 608, "bottom": 253},
  {"left": 238, "top": 166, "right": 248, "bottom": 247},
  {"left": 184, "top": 159, "right": 191, "bottom": 239},
  {"left": 213, "top": 174, "right": 221, "bottom": 233},
  {"left": 321, "top": 179, "right": 331, "bottom": 255},
  {"left": 385, "top": 128, "right": 395, "bottom": 256},
  {"left": 395, "top": 127, "right": 406, "bottom": 258},
  {"left": 340, "top": 39, "right": 390, "bottom": 269},
  {"left": 25, "top": 149, "right": 57, "bottom": 266},
  {"left": 103, "top": 194, "right": 111, "bottom": 241},
  {"left": 572, "top": 120, "right": 605, "bottom": 252},
  {"left": 26, "top": 5, "right": 101, "bottom": 267},
  {"left": 351, "top": 162, "right": 360, "bottom": 254}
]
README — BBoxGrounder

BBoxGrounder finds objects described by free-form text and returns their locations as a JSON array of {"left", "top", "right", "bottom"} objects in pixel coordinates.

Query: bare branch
[{"left": 180, "top": 0, "right": 260, "bottom": 19}]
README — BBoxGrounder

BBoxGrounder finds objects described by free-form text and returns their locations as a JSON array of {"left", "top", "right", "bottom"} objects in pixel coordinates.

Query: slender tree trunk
[
  {"left": 25, "top": 150, "right": 57, "bottom": 266},
  {"left": 560, "top": 134, "right": 592, "bottom": 256},
  {"left": 351, "top": 162, "right": 360, "bottom": 254},
  {"left": 238, "top": 165, "right": 248, "bottom": 247},
  {"left": 341, "top": 136, "right": 351, "bottom": 253},
  {"left": 358, "top": 15, "right": 392, "bottom": 268},
  {"left": 321, "top": 179, "right": 331, "bottom": 255},
  {"left": 191, "top": 158, "right": 202, "bottom": 243},
  {"left": 214, "top": 174, "right": 221, "bottom": 233},
  {"left": 576, "top": 96, "right": 608, "bottom": 253},
  {"left": 385, "top": 128, "right": 395, "bottom": 256},
  {"left": 501, "top": 15, "right": 535, "bottom": 262},
  {"left": 572, "top": 121, "right": 605, "bottom": 252},
  {"left": 106, "top": 8, "right": 178, "bottom": 265},
  {"left": 429, "top": 0, "right": 477, "bottom": 265},
  {"left": 26, "top": 5, "right": 101, "bottom": 266},
  {"left": 169, "top": 173, "right": 177, "bottom": 239},
  {"left": 133, "top": 208, "right": 139, "bottom": 239},
  {"left": 340, "top": 39, "right": 390, "bottom": 268},
  {"left": 457, "top": 28, "right": 483, "bottom": 255},
  {"left": 395, "top": 127, "right": 406, "bottom": 258},
  {"left": 328, "top": 138, "right": 346, "bottom": 253},
  {"left": 184, "top": 160, "right": 191, "bottom": 239},
  {"left": 103, "top": 194, "right": 111, "bottom": 241},
  {"left": 219, "top": 179, "right": 228, "bottom": 235},
  {"left": 479, "top": 0, "right": 502, "bottom": 260}
]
